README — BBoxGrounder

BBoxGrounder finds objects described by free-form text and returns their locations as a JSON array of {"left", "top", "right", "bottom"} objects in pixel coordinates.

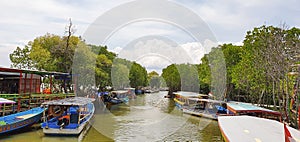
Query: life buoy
[{"left": 49, "top": 105, "right": 64, "bottom": 117}]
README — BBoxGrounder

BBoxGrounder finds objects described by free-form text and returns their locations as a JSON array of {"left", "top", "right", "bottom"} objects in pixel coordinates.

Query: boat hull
[
  {"left": 174, "top": 98, "right": 184, "bottom": 109},
  {"left": 0, "top": 107, "right": 44, "bottom": 134},
  {"left": 182, "top": 108, "right": 217, "bottom": 120},
  {"left": 43, "top": 120, "right": 89, "bottom": 135}
]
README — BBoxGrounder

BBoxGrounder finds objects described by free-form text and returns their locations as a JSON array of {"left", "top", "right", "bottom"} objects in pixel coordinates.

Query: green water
[{"left": 0, "top": 91, "right": 222, "bottom": 142}]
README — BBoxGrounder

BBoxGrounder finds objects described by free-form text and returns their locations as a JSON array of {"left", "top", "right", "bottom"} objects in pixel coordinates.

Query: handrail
[{"left": 79, "top": 112, "right": 92, "bottom": 123}]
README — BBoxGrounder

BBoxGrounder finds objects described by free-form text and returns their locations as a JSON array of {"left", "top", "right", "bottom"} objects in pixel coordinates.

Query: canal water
[{"left": 0, "top": 91, "right": 222, "bottom": 142}]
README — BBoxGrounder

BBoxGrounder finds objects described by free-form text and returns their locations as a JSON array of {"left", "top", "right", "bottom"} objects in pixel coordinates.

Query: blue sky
[{"left": 0, "top": 0, "right": 299, "bottom": 72}]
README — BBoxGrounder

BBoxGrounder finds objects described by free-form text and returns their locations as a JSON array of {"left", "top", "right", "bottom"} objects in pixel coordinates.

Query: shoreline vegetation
[{"left": 9, "top": 23, "right": 300, "bottom": 127}]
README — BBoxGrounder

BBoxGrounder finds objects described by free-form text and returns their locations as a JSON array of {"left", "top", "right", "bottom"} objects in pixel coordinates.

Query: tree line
[
  {"left": 161, "top": 25, "right": 300, "bottom": 110},
  {"left": 9, "top": 34, "right": 149, "bottom": 91},
  {"left": 9, "top": 24, "right": 300, "bottom": 109}
]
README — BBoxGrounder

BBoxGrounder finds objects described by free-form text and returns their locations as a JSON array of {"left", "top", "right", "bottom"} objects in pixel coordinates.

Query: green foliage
[
  {"left": 10, "top": 46, "right": 33, "bottom": 69},
  {"left": 72, "top": 42, "right": 96, "bottom": 87},
  {"left": 111, "top": 63, "right": 130, "bottom": 90},
  {"left": 129, "top": 62, "right": 148, "bottom": 88},
  {"left": 198, "top": 55, "right": 211, "bottom": 94},
  {"left": 110, "top": 58, "right": 148, "bottom": 90},
  {"left": 162, "top": 64, "right": 181, "bottom": 94},
  {"left": 148, "top": 71, "right": 160, "bottom": 88},
  {"left": 231, "top": 25, "right": 300, "bottom": 105},
  {"left": 176, "top": 64, "right": 199, "bottom": 92},
  {"left": 10, "top": 33, "right": 80, "bottom": 72}
]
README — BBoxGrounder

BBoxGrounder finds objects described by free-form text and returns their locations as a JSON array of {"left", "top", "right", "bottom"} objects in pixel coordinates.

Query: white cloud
[
  {"left": 0, "top": 42, "right": 25, "bottom": 68},
  {"left": 0, "top": 0, "right": 299, "bottom": 68},
  {"left": 116, "top": 37, "right": 213, "bottom": 73},
  {"left": 176, "top": 0, "right": 300, "bottom": 42}
]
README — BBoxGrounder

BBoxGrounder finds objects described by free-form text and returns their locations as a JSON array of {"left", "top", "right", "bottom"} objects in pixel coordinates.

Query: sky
[{"left": 0, "top": 0, "right": 299, "bottom": 73}]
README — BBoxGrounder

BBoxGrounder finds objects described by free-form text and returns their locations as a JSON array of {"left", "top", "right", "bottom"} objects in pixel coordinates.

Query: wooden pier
[{"left": 0, "top": 67, "right": 76, "bottom": 116}]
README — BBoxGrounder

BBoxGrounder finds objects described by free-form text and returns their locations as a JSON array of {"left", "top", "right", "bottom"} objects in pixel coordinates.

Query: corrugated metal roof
[
  {"left": 173, "top": 91, "right": 200, "bottom": 98},
  {"left": 42, "top": 97, "right": 95, "bottom": 106},
  {"left": 0, "top": 67, "right": 69, "bottom": 76}
]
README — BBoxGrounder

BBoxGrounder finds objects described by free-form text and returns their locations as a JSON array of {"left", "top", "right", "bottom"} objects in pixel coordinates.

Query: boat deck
[{"left": 218, "top": 116, "right": 300, "bottom": 142}]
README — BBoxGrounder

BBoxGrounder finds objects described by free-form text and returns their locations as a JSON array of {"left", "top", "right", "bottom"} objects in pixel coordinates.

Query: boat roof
[
  {"left": 218, "top": 116, "right": 300, "bottom": 142},
  {"left": 227, "top": 101, "right": 280, "bottom": 115},
  {"left": 188, "top": 98, "right": 225, "bottom": 103},
  {"left": 111, "top": 90, "right": 129, "bottom": 94},
  {"left": 173, "top": 91, "right": 200, "bottom": 98},
  {"left": 0, "top": 98, "right": 15, "bottom": 104},
  {"left": 42, "top": 97, "right": 94, "bottom": 106},
  {"left": 124, "top": 88, "right": 135, "bottom": 90}
]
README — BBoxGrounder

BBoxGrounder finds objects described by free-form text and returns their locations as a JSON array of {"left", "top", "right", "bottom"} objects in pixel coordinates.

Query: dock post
[
  {"left": 3, "top": 103, "right": 5, "bottom": 116},
  {"left": 17, "top": 97, "right": 21, "bottom": 112}
]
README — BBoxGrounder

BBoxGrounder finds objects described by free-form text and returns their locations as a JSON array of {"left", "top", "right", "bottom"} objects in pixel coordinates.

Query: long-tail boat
[
  {"left": 41, "top": 97, "right": 95, "bottom": 135},
  {"left": 0, "top": 98, "right": 44, "bottom": 134}
]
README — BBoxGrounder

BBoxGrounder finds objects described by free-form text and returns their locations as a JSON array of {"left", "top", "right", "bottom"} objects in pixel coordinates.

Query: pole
[{"left": 297, "top": 65, "right": 300, "bottom": 129}]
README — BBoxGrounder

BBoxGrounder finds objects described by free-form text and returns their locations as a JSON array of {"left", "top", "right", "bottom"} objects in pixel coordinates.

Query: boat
[
  {"left": 145, "top": 89, "right": 159, "bottom": 93},
  {"left": 218, "top": 115, "right": 300, "bottom": 142},
  {"left": 0, "top": 98, "right": 44, "bottom": 134},
  {"left": 41, "top": 97, "right": 95, "bottom": 135},
  {"left": 173, "top": 91, "right": 207, "bottom": 109},
  {"left": 182, "top": 98, "right": 229, "bottom": 120},
  {"left": 125, "top": 88, "right": 139, "bottom": 96},
  {"left": 226, "top": 101, "right": 281, "bottom": 120},
  {"left": 111, "top": 90, "right": 133, "bottom": 103},
  {"left": 101, "top": 92, "right": 123, "bottom": 105}
]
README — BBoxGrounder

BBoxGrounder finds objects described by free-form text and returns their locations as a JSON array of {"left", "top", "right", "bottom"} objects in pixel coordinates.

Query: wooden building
[{"left": 0, "top": 67, "right": 75, "bottom": 115}]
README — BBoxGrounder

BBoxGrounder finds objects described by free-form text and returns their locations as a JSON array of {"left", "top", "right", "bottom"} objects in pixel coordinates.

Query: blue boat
[
  {"left": 0, "top": 98, "right": 44, "bottom": 134},
  {"left": 41, "top": 97, "right": 95, "bottom": 135},
  {"left": 111, "top": 90, "right": 133, "bottom": 103},
  {"left": 101, "top": 92, "right": 123, "bottom": 105}
]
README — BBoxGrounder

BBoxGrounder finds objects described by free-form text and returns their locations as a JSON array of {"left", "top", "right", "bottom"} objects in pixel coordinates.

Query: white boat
[
  {"left": 218, "top": 116, "right": 300, "bottom": 142},
  {"left": 173, "top": 91, "right": 204, "bottom": 109},
  {"left": 182, "top": 98, "right": 228, "bottom": 120},
  {"left": 41, "top": 97, "right": 95, "bottom": 135}
]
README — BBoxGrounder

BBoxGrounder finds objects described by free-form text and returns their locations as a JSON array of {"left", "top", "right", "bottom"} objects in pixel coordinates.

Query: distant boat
[
  {"left": 101, "top": 93, "right": 123, "bottom": 105},
  {"left": 145, "top": 89, "right": 159, "bottom": 93},
  {"left": 173, "top": 91, "right": 207, "bottom": 109},
  {"left": 111, "top": 90, "right": 134, "bottom": 103},
  {"left": 182, "top": 98, "right": 229, "bottom": 120},
  {"left": 0, "top": 98, "right": 44, "bottom": 134},
  {"left": 41, "top": 97, "right": 95, "bottom": 135},
  {"left": 218, "top": 116, "right": 300, "bottom": 142}
]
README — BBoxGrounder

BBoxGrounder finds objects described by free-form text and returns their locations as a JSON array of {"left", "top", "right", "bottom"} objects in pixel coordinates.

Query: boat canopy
[
  {"left": 42, "top": 97, "right": 95, "bottom": 106},
  {"left": 111, "top": 90, "right": 129, "bottom": 94},
  {"left": 173, "top": 91, "right": 200, "bottom": 98},
  {"left": 0, "top": 98, "right": 15, "bottom": 104},
  {"left": 188, "top": 98, "right": 225, "bottom": 103},
  {"left": 227, "top": 101, "right": 280, "bottom": 116}
]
